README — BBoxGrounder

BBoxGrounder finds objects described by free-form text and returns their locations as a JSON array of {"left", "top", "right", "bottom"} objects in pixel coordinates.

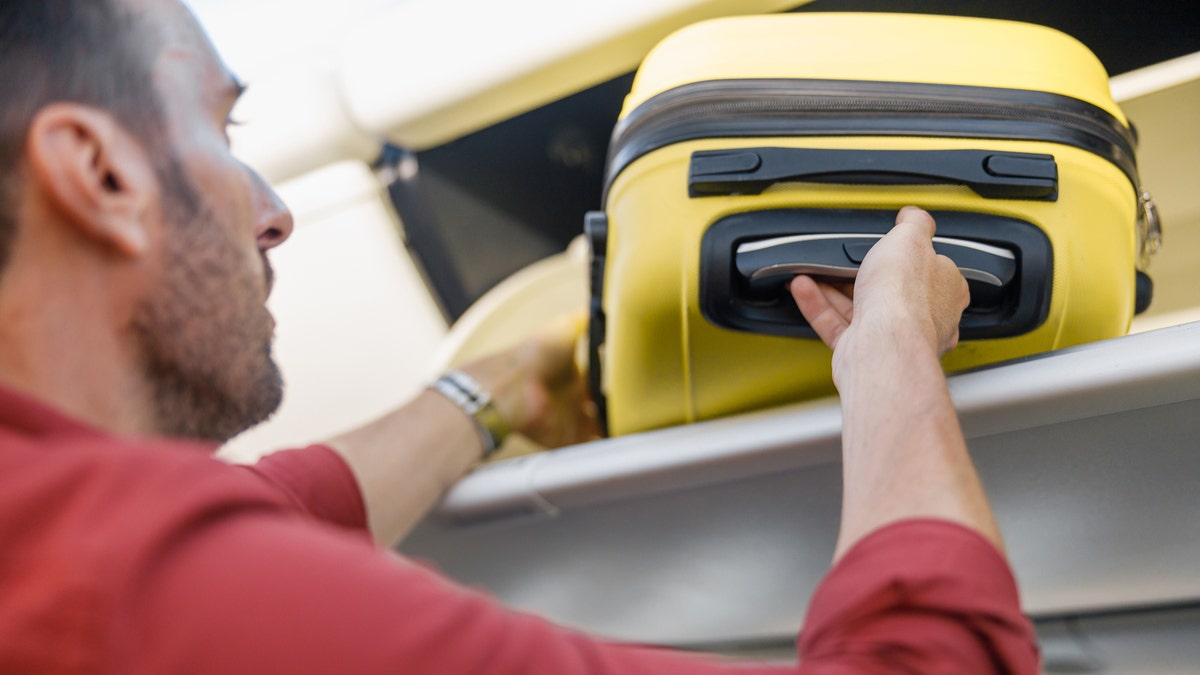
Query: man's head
[
  {"left": 0, "top": 1, "right": 164, "bottom": 266},
  {"left": 0, "top": 0, "right": 294, "bottom": 442}
]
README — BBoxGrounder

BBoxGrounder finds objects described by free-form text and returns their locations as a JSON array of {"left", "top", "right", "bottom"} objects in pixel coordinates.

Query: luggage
[{"left": 587, "top": 13, "right": 1161, "bottom": 437}]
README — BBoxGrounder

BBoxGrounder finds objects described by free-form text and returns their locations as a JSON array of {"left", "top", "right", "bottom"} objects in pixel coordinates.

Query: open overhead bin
[{"left": 405, "top": 322, "right": 1200, "bottom": 647}]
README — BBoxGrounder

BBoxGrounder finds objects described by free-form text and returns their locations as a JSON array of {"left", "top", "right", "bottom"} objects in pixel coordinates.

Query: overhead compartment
[
  {"left": 402, "top": 42, "right": 1200, "bottom": 657},
  {"left": 404, "top": 320, "right": 1200, "bottom": 646}
]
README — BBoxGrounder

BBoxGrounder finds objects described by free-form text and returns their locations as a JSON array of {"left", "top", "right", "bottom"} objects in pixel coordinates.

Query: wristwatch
[{"left": 429, "top": 370, "right": 510, "bottom": 459}]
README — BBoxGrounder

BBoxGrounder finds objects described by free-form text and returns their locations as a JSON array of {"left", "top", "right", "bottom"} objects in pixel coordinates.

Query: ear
[{"left": 25, "top": 104, "right": 158, "bottom": 258}]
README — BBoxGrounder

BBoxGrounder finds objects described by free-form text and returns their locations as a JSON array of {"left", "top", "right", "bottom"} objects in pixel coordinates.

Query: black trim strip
[{"left": 604, "top": 79, "right": 1140, "bottom": 200}]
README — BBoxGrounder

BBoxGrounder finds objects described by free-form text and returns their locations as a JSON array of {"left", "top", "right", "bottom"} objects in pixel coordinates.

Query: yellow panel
[
  {"left": 598, "top": 13, "right": 1140, "bottom": 436},
  {"left": 604, "top": 136, "right": 1137, "bottom": 436}
]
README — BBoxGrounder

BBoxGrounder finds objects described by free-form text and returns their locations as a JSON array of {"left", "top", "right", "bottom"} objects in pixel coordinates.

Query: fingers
[
  {"left": 800, "top": 206, "right": 968, "bottom": 360},
  {"left": 522, "top": 311, "right": 588, "bottom": 383},
  {"left": 944, "top": 327, "right": 961, "bottom": 354},
  {"left": 818, "top": 280, "right": 855, "bottom": 318},
  {"left": 789, "top": 275, "right": 852, "bottom": 351},
  {"left": 537, "top": 311, "right": 587, "bottom": 355},
  {"left": 931, "top": 254, "right": 970, "bottom": 355},
  {"left": 886, "top": 208, "right": 969, "bottom": 356},
  {"left": 894, "top": 205, "right": 936, "bottom": 238},
  {"left": 519, "top": 374, "right": 602, "bottom": 448},
  {"left": 508, "top": 310, "right": 604, "bottom": 448},
  {"left": 883, "top": 206, "right": 938, "bottom": 265}
]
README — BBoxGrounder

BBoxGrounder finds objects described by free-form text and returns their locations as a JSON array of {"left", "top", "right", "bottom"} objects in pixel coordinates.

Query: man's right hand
[
  {"left": 788, "top": 205, "right": 969, "bottom": 381},
  {"left": 786, "top": 205, "right": 1004, "bottom": 560}
]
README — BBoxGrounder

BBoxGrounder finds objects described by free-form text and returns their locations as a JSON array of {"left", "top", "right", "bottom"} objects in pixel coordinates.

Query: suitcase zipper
[{"left": 605, "top": 79, "right": 1141, "bottom": 200}]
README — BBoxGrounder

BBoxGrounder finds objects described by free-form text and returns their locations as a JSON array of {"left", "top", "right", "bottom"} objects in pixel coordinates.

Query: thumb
[{"left": 893, "top": 205, "right": 937, "bottom": 239}]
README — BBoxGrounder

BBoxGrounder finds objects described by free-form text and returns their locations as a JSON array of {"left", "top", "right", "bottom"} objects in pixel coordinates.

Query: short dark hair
[{"left": 0, "top": 0, "right": 166, "bottom": 272}]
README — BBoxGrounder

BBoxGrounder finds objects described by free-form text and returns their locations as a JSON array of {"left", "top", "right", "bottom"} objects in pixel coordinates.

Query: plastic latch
[
  {"left": 690, "top": 151, "right": 762, "bottom": 176},
  {"left": 843, "top": 241, "right": 875, "bottom": 264},
  {"left": 984, "top": 154, "right": 1058, "bottom": 180}
]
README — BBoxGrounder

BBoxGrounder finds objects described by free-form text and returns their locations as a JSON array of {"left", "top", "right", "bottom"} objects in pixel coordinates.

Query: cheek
[
  {"left": 168, "top": 139, "right": 272, "bottom": 282},
  {"left": 200, "top": 160, "right": 260, "bottom": 246},
  {"left": 215, "top": 160, "right": 258, "bottom": 223},
  {"left": 186, "top": 172, "right": 266, "bottom": 293},
  {"left": 175, "top": 134, "right": 258, "bottom": 218}
]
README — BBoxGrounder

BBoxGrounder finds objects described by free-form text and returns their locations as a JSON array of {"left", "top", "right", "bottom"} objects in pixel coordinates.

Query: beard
[{"left": 130, "top": 157, "right": 284, "bottom": 443}]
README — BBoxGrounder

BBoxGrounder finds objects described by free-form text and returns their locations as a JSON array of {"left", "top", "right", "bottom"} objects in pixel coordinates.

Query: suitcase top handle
[
  {"left": 602, "top": 79, "right": 1138, "bottom": 205},
  {"left": 689, "top": 148, "right": 1058, "bottom": 201}
]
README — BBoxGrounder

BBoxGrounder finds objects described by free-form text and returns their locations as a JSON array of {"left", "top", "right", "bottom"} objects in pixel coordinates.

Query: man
[{"left": 0, "top": 1, "right": 1039, "bottom": 672}]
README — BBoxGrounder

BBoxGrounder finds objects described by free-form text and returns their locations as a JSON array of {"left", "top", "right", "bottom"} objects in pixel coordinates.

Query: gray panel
[
  {"left": 403, "top": 322, "right": 1200, "bottom": 646},
  {"left": 1040, "top": 606, "right": 1200, "bottom": 674}
]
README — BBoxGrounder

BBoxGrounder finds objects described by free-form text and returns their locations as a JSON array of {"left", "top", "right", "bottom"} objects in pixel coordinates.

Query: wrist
[
  {"left": 460, "top": 345, "right": 546, "bottom": 436},
  {"left": 832, "top": 317, "right": 943, "bottom": 389},
  {"left": 429, "top": 370, "right": 511, "bottom": 459}
]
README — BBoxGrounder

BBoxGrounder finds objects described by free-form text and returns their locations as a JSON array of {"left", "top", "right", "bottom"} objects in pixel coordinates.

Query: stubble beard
[{"left": 131, "top": 158, "right": 284, "bottom": 444}]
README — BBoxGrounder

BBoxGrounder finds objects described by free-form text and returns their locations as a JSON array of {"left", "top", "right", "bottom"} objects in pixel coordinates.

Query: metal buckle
[{"left": 1137, "top": 189, "right": 1163, "bottom": 271}]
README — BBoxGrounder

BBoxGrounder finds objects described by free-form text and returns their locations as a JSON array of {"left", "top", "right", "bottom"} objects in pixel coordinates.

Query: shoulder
[
  {"left": 0, "top": 430, "right": 304, "bottom": 570},
  {"left": 0, "top": 431, "right": 305, "bottom": 672}
]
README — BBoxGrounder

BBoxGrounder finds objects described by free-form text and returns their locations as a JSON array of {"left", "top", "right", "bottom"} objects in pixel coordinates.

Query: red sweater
[{"left": 0, "top": 385, "right": 1039, "bottom": 674}]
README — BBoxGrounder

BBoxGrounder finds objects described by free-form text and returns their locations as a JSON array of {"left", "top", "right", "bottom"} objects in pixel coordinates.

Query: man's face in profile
[{"left": 128, "top": 0, "right": 292, "bottom": 443}]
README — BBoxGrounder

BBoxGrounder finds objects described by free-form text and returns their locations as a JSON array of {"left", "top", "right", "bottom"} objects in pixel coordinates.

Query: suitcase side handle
[
  {"left": 688, "top": 148, "right": 1058, "bottom": 201},
  {"left": 584, "top": 211, "right": 611, "bottom": 437}
]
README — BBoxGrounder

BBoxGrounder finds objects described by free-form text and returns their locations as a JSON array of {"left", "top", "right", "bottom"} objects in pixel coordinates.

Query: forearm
[
  {"left": 833, "top": 320, "right": 1003, "bottom": 561},
  {"left": 325, "top": 390, "right": 482, "bottom": 547},
  {"left": 323, "top": 342, "right": 562, "bottom": 547}
]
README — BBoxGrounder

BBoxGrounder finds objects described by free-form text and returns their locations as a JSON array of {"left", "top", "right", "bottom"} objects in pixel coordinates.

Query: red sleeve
[
  {"left": 120, "top": 507, "right": 797, "bottom": 675},
  {"left": 116, "top": 508, "right": 1037, "bottom": 674},
  {"left": 237, "top": 445, "right": 368, "bottom": 532},
  {"left": 798, "top": 519, "right": 1040, "bottom": 674}
]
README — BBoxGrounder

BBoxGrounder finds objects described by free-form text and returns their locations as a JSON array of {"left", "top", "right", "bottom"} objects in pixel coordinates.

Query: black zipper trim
[{"left": 604, "top": 79, "right": 1140, "bottom": 200}]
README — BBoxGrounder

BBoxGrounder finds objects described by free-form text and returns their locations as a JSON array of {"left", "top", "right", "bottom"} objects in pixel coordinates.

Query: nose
[{"left": 251, "top": 168, "right": 294, "bottom": 251}]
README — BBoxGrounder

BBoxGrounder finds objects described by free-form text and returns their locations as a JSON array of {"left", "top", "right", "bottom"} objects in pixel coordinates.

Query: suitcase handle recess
[
  {"left": 735, "top": 234, "right": 1016, "bottom": 308},
  {"left": 698, "top": 209, "right": 1053, "bottom": 341},
  {"left": 689, "top": 148, "right": 1058, "bottom": 201}
]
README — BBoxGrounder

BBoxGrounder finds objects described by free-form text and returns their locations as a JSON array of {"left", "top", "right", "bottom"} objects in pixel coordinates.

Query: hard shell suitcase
[{"left": 587, "top": 13, "right": 1161, "bottom": 437}]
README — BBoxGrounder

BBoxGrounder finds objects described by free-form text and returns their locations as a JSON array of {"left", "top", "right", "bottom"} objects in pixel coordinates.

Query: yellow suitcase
[{"left": 587, "top": 13, "right": 1161, "bottom": 437}]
